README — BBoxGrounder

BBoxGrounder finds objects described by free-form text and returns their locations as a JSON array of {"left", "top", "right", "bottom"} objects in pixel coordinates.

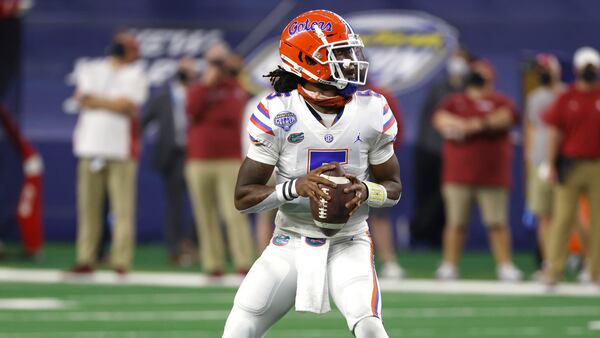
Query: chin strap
[{"left": 297, "top": 84, "right": 352, "bottom": 108}]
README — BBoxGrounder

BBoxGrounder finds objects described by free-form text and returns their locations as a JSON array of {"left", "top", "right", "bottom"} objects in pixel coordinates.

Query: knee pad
[{"left": 353, "top": 316, "right": 389, "bottom": 338}]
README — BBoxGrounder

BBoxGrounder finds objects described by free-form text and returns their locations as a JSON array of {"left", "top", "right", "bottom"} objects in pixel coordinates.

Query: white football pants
[{"left": 222, "top": 231, "right": 386, "bottom": 337}]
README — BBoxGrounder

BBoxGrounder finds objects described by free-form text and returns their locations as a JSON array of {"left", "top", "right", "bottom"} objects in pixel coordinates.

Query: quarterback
[{"left": 223, "top": 9, "right": 401, "bottom": 338}]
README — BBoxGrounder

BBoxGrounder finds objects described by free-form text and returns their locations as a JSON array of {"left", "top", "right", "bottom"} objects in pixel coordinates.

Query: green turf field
[
  {"left": 1, "top": 243, "right": 598, "bottom": 337},
  {"left": 1, "top": 282, "right": 599, "bottom": 338}
]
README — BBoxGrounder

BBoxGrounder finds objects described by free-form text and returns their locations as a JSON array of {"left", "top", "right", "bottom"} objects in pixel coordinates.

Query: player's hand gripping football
[
  {"left": 295, "top": 164, "right": 338, "bottom": 204},
  {"left": 343, "top": 174, "right": 368, "bottom": 216}
]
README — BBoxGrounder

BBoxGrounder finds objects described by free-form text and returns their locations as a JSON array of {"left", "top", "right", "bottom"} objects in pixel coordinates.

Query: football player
[{"left": 223, "top": 10, "right": 401, "bottom": 338}]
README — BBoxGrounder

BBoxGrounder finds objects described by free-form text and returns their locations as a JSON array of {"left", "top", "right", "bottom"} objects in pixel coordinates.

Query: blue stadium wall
[{"left": 3, "top": 0, "right": 600, "bottom": 250}]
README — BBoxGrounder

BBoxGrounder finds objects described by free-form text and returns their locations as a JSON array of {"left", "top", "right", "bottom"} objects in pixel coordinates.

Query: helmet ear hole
[{"left": 305, "top": 56, "right": 317, "bottom": 65}]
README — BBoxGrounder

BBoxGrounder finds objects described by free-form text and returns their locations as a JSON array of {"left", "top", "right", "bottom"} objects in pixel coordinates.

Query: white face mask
[{"left": 447, "top": 57, "right": 468, "bottom": 77}]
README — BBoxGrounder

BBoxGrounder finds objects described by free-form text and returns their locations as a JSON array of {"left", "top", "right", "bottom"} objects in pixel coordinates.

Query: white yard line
[
  {"left": 0, "top": 298, "right": 72, "bottom": 310},
  {"left": 0, "top": 267, "right": 599, "bottom": 297},
  {"left": 0, "top": 310, "right": 230, "bottom": 322},
  {"left": 65, "top": 292, "right": 235, "bottom": 304},
  {"left": 589, "top": 321, "right": 600, "bottom": 330}
]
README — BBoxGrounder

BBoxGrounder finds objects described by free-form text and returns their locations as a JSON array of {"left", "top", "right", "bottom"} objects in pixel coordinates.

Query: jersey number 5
[{"left": 307, "top": 149, "right": 348, "bottom": 172}]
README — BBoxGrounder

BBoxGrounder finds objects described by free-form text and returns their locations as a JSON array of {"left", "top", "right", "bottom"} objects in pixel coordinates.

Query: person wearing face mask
[
  {"left": 68, "top": 31, "right": 148, "bottom": 275},
  {"left": 141, "top": 57, "right": 197, "bottom": 266},
  {"left": 432, "top": 59, "right": 523, "bottom": 281},
  {"left": 411, "top": 48, "right": 471, "bottom": 248},
  {"left": 523, "top": 54, "right": 566, "bottom": 279},
  {"left": 185, "top": 43, "right": 255, "bottom": 276},
  {"left": 542, "top": 47, "right": 600, "bottom": 286}
]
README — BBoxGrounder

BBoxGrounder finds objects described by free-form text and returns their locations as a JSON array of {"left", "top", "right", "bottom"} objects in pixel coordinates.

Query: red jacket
[
  {"left": 186, "top": 78, "right": 248, "bottom": 159},
  {"left": 436, "top": 92, "right": 519, "bottom": 188}
]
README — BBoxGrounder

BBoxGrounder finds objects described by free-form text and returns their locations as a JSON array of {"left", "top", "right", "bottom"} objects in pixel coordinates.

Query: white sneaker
[
  {"left": 577, "top": 269, "right": 591, "bottom": 284},
  {"left": 497, "top": 263, "right": 523, "bottom": 282},
  {"left": 380, "top": 261, "right": 405, "bottom": 279},
  {"left": 435, "top": 263, "right": 458, "bottom": 280}
]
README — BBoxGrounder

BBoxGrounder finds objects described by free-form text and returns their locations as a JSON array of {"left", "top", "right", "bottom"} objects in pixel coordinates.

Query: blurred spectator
[
  {"left": 142, "top": 57, "right": 197, "bottom": 265},
  {"left": 410, "top": 48, "right": 470, "bottom": 247},
  {"left": 185, "top": 43, "right": 254, "bottom": 276},
  {"left": 433, "top": 59, "right": 523, "bottom": 281},
  {"left": 543, "top": 46, "right": 600, "bottom": 285},
  {"left": 241, "top": 91, "right": 277, "bottom": 251},
  {"left": 69, "top": 31, "right": 148, "bottom": 275},
  {"left": 523, "top": 53, "right": 565, "bottom": 277},
  {"left": 366, "top": 83, "right": 406, "bottom": 279}
]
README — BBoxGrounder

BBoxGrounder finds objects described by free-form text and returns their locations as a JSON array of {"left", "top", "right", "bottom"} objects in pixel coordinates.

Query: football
[{"left": 309, "top": 162, "right": 355, "bottom": 236}]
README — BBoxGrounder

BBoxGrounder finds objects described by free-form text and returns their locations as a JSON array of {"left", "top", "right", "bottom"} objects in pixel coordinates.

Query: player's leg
[
  {"left": 216, "top": 160, "right": 255, "bottom": 272},
  {"left": 354, "top": 316, "right": 389, "bottom": 338},
  {"left": 437, "top": 184, "right": 473, "bottom": 279},
  {"left": 585, "top": 162, "right": 600, "bottom": 282},
  {"left": 370, "top": 209, "right": 404, "bottom": 279},
  {"left": 328, "top": 232, "right": 388, "bottom": 337},
  {"left": 75, "top": 159, "right": 106, "bottom": 267},
  {"left": 185, "top": 160, "right": 225, "bottom": 274},
  {"left": 528, "top": 165, "right": 554, "bottom": 270},
  {"left": 223, "top": 235, "right": 297, "bottom": 338},
  {"left": 545, "top": 166, "right": 581, "bottom": 283},
  {"left": 107, "top": 159, "right": 138, "bottom": 271},
  {"left": 477, "top": 187, "right": 522, "bottom": 280}
]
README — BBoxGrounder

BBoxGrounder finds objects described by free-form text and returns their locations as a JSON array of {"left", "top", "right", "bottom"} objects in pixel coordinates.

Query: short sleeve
[
  {"left": 246, "top": 98, "right": 279, "bottom": 165},
  {"left": 368, "top": 96, "right": 397, "bottom": 165}
]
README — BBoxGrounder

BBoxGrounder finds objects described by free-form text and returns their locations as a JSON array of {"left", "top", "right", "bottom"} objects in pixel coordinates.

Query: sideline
[{"left": 0, "top": 267, "right": 598, "bottom": 297}]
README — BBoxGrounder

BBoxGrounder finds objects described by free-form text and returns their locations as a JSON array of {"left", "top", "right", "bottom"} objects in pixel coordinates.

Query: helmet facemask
[{"left": 312, "top": 27, "right": 369, "bottom": 90}]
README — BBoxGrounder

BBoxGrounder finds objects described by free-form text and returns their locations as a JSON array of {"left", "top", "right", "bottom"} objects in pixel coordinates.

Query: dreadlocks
[{"left": 263, "top": 66, "right": 305, "bottom": 93}]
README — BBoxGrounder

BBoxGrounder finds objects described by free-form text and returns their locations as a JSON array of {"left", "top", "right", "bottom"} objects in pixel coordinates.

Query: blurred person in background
[
  {"left": 68, "top": 31, "right": 148, "bottom": 275},
  {"left": 433, "top": 59, "right": 523, "bottom": 281},
  {"left": 142, "top": 57, "right": 198, "bottom": 266},
  {"left": 542, "top": 46, "right": 600, "bottom": 286},
  {"left": 365, "top": 83, "right": 406, "bottom": 279},
  {"left": 523, "top": 53, "right": 565, "bottom": 279},
  {"left": 186, "top": 43, "right": 254, "bottom": 276},
  {"left": 410, "top": 47, "right": 470, "bottom": 247}
]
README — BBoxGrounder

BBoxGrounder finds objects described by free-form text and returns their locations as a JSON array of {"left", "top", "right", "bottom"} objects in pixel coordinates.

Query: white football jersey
[{"left": 247, "top": 89, "right": 398, "bottom": 238}]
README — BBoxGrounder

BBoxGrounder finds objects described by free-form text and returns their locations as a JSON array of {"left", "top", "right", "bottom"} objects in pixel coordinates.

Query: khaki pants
[
  {"left": 442, "top": 184, "right": 508, "bottom": 227},
  {"left": 527, "top": 166, "right": 554, "bottom": 217},
  {"left": 76, "top": 158, "right": 137, "bottom": 269},
  {"left": 547, "top": 160, "right": 600, "bottom": 281},
  {"left": 185, "top": 159, "right": 254, "bottom": 272}
]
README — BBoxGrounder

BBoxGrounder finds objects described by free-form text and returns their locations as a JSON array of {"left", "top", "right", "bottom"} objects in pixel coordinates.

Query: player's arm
[
  {"left": 234, "top": 158, "right": 336, "bottom": 212},
  {"left": 482, "top": 106, "right": 514, "bottom": 131},
  {"left": 76, "top": 93, "right": 137, "bottom": 116},
  {"left": 343, "top": 154, "right": 401, "bottom": 216}
]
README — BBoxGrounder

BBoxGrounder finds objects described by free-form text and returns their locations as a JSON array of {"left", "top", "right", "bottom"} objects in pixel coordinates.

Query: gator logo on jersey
[
  {"left": 305, "top": 237, "right": 327, "bottom": 247},
  {"left": 274, "top": 111, "right": 297, "bottom": 131},
  {"left": 272, "top": 234, "right": 291, "bottom": 246},
  {"left": 287, "top": 132, "right": 305, "bottom": 144},
  {"left": 288, "top": 19, "right": 333, "bottom": 35}
]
